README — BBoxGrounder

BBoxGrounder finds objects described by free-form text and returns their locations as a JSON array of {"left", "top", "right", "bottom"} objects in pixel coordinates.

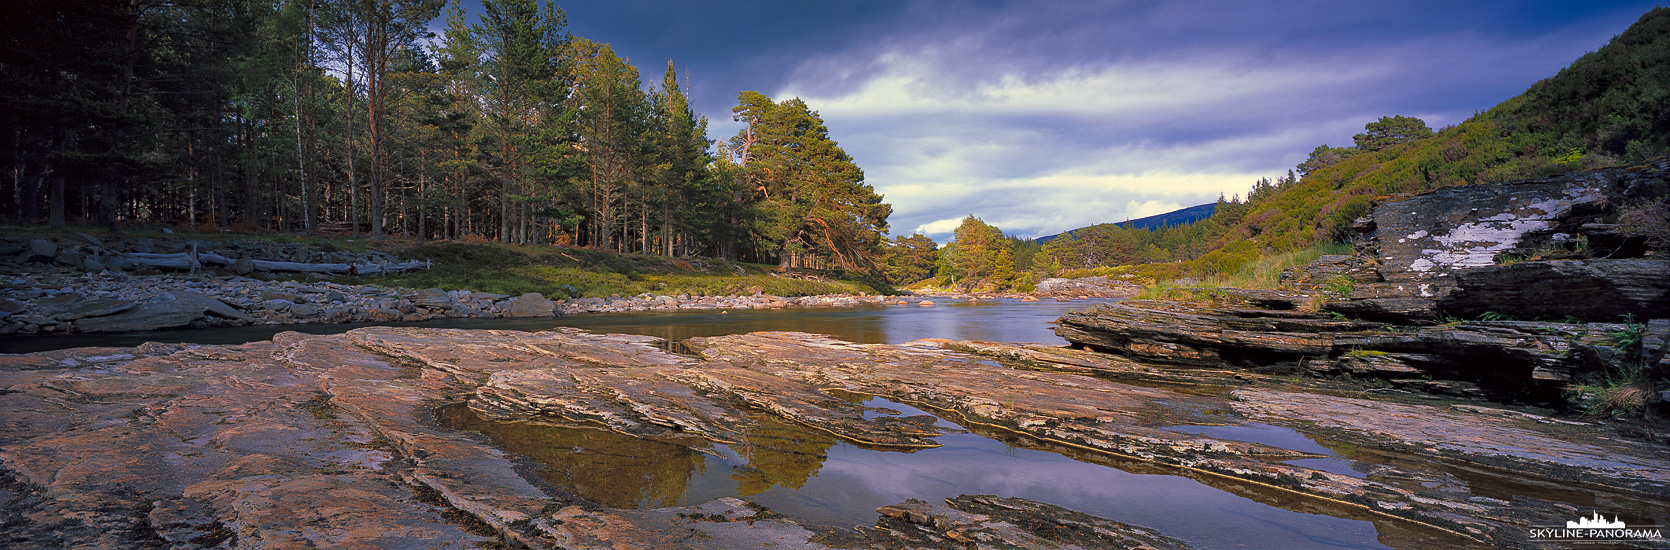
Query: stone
[
  {"left": 876, "top": 495, "right": 1192, "bottom": 550},
  {"left": 508, "top": 292, "right": 555, "bottom": 317},
  {"left": 72, "top": 301, "right": 206, "bottom": 333},
  {"left": 171, "top": 290, "right": 254, "bottom": 321},
  {"left": 23, "top": 239, "right": 56, "bottom": 262},
  {"left": 44, "top": 299, "right": 134, "bottom": 321},
  {"left": 53, "top": 247, "right": 86, "bottom": 267},
  {"left": 412, "top": 288, "right": 454, "bottom": 309},
  {"left": 1055, "top": 301, "right": 1626, "bottom": 388},
  {"left": 1231, "top": 389, "right": 1667, "bottom": 497},
  {"left": 0, "top": 325, "right": 1563, "bottom": 550},
  {"left": 1032, "top": 276, "right": 1140, "bottom": 298}
]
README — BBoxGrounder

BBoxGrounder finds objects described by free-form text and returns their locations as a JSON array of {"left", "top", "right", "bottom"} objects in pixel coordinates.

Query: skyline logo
[
  {"left": 1567, "top": 511, "right": 1626, "bottom": 529},
  {"left": 1530, "top": 511, "right": 1665, "bottom": 544}
]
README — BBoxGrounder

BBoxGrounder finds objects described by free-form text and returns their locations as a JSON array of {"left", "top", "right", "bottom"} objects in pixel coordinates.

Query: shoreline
[{"left": 0, "top": 270, "right": 1110, "bottom": 340}]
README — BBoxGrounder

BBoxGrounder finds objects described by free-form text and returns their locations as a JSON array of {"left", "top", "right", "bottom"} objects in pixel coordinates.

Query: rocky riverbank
[
  {"left": 3, "top": 326, "right": 1663, "bottom": 548},
  {"left": 0, "top": 269, "right": 923, "bottom": 336}
]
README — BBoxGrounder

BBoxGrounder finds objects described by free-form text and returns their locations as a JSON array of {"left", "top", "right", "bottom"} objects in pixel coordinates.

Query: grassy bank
[{"left": 344, "top": 241, "right": 889, "bottom": 298}]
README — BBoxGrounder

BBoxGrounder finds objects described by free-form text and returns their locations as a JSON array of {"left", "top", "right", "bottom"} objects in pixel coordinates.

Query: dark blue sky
[{"left": 443, "top": 1, "right": 1661, "bottom": 239}]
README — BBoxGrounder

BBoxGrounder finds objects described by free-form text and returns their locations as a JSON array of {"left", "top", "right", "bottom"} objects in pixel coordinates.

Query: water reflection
[
  {"left": 437, "top": 398, "right": 1457, "bottom": 550},
  {"left": 434, "top": 404, "right": 706, "bottom": 508}
]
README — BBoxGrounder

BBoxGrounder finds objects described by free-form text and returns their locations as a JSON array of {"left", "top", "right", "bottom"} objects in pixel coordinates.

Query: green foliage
[
  {"left": 0, "top": 0, "right": 799, "bottom": 264},
  {"left": 1322, "top": 276, "right": 1356, "bottom": 299},
  {"left": 1352, "top": 115, "right": 1434, "bottom": 152},
  {"left": 882, "top": 234, "right": 938, "bottom": 284},
  {"left": 727, "top": 92, "right": 890, "bottom": 270},
  {"left": 1477, "top": 311, "right": 1513, "bottom": 322},
  {"left": 1565, "top": 363, "right": 1656, "bottom": 419},
  {"left": 1607, "top": 314, "right": 1646, "bottom": 352},
  {"left": 354, "top": 241, "right": 879, "bottom": 298},
  {"left": 936, "top": 215, "right": 1014, "bottom": 291}
]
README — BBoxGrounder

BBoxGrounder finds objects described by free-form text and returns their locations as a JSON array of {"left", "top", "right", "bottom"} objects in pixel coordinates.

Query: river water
[
  {"left": 1, "top": 295, "right": 1101, "bottom": 353},
  {"left": 0, "top": 296, "right": 1526, "bottom": 548}
]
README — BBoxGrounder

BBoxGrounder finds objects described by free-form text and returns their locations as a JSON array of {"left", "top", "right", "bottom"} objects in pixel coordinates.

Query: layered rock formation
[
  {"left": 1059, "top": 162, "right": 1670, "bottom": 393},
  {"left": 4, "top": 327, "right": 1664, "bottom": 548}
]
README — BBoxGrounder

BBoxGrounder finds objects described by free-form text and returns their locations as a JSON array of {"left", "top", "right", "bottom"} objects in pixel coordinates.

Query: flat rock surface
[{"left": 3, "top": 327, "right": 1666, "bottom": 549}]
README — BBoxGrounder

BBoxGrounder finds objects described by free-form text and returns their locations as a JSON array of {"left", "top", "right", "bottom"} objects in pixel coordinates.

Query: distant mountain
[{"left": 1036, "top": 203, "right": 1216, "bottom": 243}]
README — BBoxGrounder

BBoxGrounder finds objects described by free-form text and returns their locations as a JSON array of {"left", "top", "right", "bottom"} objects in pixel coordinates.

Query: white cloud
[
  {"left": 785, "top": 59, "right": 1389, "bottom": 122},
  {"left": 913, "top": 217, "right": 966, "bottom": 236}
]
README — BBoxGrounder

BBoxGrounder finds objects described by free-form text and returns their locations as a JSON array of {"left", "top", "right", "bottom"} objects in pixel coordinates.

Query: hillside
[
  {"left": 1035, "top": 203, "right": 1216, "bottom": 244},
  {"left": 1175, "top": 6, "right": 1670, "bottom": 274}
]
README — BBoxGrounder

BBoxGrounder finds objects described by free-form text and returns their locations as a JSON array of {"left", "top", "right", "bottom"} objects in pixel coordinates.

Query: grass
[
  {"left": 1126, "top": 241, "right": 1355, "bottom": 301},
  {"left": 331, "top": 241, "right": 888, "bottom": 298},
  {"left": 1566, "top": 363, "right": 1659, "bottom": 419}
]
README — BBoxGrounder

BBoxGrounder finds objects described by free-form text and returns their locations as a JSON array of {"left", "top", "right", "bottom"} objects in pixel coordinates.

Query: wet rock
[
  {"left": 2, "top": 328, "right": 1661, "bottom": 548},
  {"left": 1231, "top": 389, "right": 1668, "bottom": 498},
  {"left": 876, "top": 495, "right": 1192, "bottom": 550}
]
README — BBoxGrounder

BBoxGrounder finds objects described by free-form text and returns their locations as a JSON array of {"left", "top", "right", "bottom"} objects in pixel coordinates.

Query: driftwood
[{"left": 104, "top": 251, "right": 429, "bottom": 275}]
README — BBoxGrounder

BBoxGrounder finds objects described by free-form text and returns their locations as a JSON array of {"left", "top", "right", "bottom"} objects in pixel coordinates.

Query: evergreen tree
[
  {"left": 1352, "top": 115, "right": 1434, "bottom": 152},
  {"left": 728, "top": 92, "right": 889, "bottom": 269}
]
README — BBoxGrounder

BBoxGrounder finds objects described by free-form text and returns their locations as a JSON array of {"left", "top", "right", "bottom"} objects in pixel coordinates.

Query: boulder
[
  {"left": 412, "top": 288, "right": 454, "bottom": 310},
  {"left": 72, "top": 290, "right": 250, "bottom": 333},
  {"left": 45, "top": 299, "right": 134, "bottom": 321},
  {"left": 23, "top": 238, "right": 56, "bottom": 262},
  {"left": 1032, "top": 276, "right": 1139, "bottom": 298},
  {"left": 507, "top": 292, "right": 555, "bottom": 317},
  {"left": 73, "top": 301, "right": 206, "bottom": 333}
]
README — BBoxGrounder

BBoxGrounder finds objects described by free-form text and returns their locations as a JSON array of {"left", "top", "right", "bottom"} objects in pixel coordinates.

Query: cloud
[
  {"left": 913, "top": 217, "right": 967, "bottom": 236},
  {"left": 525, "top": 0, "right": 1661, "bottom": 244}
]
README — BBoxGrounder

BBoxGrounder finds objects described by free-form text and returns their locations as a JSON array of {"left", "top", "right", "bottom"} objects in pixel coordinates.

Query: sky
[{"left": 447, "top": 1, "right": 1660, "bottom": 242}]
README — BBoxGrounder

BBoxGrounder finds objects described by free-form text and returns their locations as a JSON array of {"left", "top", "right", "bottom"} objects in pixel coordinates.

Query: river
[
  {"left": 1, "top": 295, "right": 1103, "bottom": 353},
  {"left": 0, "top": 296, "right": 1517, "bottom": 548}
]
